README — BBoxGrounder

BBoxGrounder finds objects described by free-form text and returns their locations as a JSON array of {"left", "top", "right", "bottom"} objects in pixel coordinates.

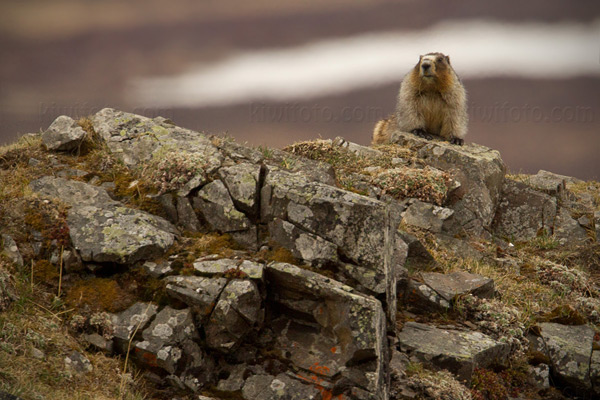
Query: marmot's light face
[{"left": 418, "top": 53, "right": 450, "bottom": 80}]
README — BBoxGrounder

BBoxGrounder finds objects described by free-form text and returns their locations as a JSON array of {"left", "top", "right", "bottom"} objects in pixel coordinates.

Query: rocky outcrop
[{"left": 5, "top": 110, "right": 596, "bottom": 399}]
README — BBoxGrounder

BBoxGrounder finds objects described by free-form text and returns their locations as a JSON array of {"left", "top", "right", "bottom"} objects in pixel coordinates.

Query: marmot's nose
[{"left": 422, "top": 63, "right": 431, "bottom": 71}]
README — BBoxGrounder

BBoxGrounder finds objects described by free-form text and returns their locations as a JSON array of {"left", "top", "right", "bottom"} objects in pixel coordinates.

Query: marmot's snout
[{"left": 420, "top": 62, "right": 433, "bottom": 76}]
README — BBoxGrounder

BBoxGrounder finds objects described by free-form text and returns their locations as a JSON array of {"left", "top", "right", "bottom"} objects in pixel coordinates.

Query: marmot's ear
[{"left": 445, "top": 55, "right": 451, "bottom": 64}]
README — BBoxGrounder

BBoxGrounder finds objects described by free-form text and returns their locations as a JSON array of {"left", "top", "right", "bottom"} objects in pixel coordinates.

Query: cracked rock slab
[
  {"left": 402, "top": 200, "right": 454, "bottom": 233},
  {"left": 493, "top": 179, "right": 557, "bottom": 241},
  {"left": 91, "top": 108, "right": 223, "bottom": 170},
  {"left": 30, "top": 177, "right": 177, "bottom": 264},
  {"left": 218, "top": 162, "right": 261, "bottom": 218},
  {"left": 536, "top": 322, "right": 595, "bottom": 393},
  {"left": 398, "top": 322, "right": 510, "bottom": 383},
  {"left": 266, "top": 262, "right": 388, "bottom": 398}
]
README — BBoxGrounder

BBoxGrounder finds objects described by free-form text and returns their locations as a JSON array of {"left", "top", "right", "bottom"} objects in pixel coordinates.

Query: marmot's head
[{"left": 412, "top": 52, "right": 453, "bottom": 90}]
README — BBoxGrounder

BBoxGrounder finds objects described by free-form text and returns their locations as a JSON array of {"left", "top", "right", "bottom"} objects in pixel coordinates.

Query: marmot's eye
[{"left": 437, "top": 58, "right": 443, "bottom": 63}]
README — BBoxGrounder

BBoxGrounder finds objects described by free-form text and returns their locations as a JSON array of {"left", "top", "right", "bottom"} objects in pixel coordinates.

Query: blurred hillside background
[{"left": 1, "top": 0, "right": 599, "bottom": 179}]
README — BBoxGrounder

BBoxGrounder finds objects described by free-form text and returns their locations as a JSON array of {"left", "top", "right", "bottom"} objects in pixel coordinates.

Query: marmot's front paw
[
  {"left": 411, "top": 129, "right": 433, "bottom": 140},
  {"left": 450, "top": 137, "right": 464, "bottom": 146}
]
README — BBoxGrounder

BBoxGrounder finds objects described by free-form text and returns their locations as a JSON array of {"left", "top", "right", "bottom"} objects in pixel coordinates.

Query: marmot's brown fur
[{"left": 372, "top": 52, "right": 468, "bottom": 146}]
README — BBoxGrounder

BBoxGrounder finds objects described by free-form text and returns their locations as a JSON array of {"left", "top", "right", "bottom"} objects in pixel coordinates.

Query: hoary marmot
[{"left": 372, "top": 52, "right": 468, "bottom": 145}]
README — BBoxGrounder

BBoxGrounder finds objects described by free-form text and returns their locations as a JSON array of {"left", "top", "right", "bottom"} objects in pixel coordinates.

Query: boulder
[
  {"left": 533, "top": 322, "right": 595, "bottom": 393},
  {"left": 91, "top": 108, "right": 223, "bottom": 170},
  {"left": 527, "top": 169, "right": 581, "bottom": 196},
  {"left": 398, "top": 322, "right": 510, "bottom": 383},
  {"left": 42, "top": 115, "right": 86, "bottom": 151},
  {"left": 266, "top": 262, "right": 388, "bottom": 398},
  {"left": 164, "top": 275, "right": 227, "bottom": 318},
  {"left": 390, "top": 131, "right": 506, "bottom": 235},
  {"left": 192, "top": 180, "right": 252, "bottom": 232},
  {"left": 218, "top": 163, "right": 262, "bottom": 218},
  {"left": 205, "top": 279, "right": 262, "bottom": 352},
  {"left": 402, "top": 200, "right": 454, "bottom": 233},
  {"left": 493, "top": 179, "right": 557, "bottom": 241},
  {"left": 175, "top": 196, "right": 202, "bottom": 232},
  {"left": 30, "top": 177, "right": 177, "bottom": 264},
  {"left": 553, "top": 207, "right": 589, "bottom": 244},
  {"left": 67, "top": 205, "right": 176, "bottom": 264}
]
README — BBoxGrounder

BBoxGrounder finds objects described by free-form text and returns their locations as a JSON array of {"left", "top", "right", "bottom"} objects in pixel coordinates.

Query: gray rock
[
  {"left": 268, "top": 218, "right": 338, "bottom": 266},
  {"left": 215, "top": 138, "right": 265, "bottom": 164},
  {"left": 267, "top": 263, "right": 388, "bottom": 398},
  {"left": 242, "top": 373, "right": 321, "bottom": 400},
  {"left": 135, "top": 307, "right": 198, "bottom": 374},
  {"left": 42, "top": 115, "right": 86, "bottom": 151},
  {"left": 29, "top": 176, "right": 113, "bottom": 206},
  {"left": 30, "top": 177, "right": 177, "bottom": 264},
  {"left": 176, "top": 340, "right": 215, "bottom": 392},
  {"left": 493, "top": 179, "right": 557, "bottom": 241},
  {"left": 398, "top": 322, "right": 510, "bottom": 383},
  {"left": 110, "top": 302, "right": 158, "bottom": 353},
  {"left": 205, "top": 279, "right": 262, "bottom": 352},
  {"left": 536, "top": 322, "right": 594, "bottom": 392},
  {"left": 554, "top": 207, "right": 589, "bottom": 244},
  {"left": 141, "top": 261, "right": 173, "bottom": 278},
  {"left": 193, "top": 180, "right": 252, "bottom": 232},
  {"left": 67, "top": 204, "right": 176, "bottom": 264},
  {"left": 1, "top": 234, "right": 23, "bottom": 267},
  {"left": 218, "top": 163, "right": 261, "bottom": 217},
  {"left": 422, "top": 271, "right": 494, "bottom": 302},
  {"left": 390, "top": 131, "right": 506, "bottom": 235},
  {"left": 402, "top": 200, "right": 454, "bottom": 233},
  {"left": 64, "top": 351, "right": 93, "bottom": 375},
  {"left": 91, "top": 108, "right": 223, "bottom": 170},
  {"left": 164, "top": 275, "right": 227, "bottom": 317},
  {"left": 230, "top": 226, "right": 259, "bottom": 251},
  {"left": 406, "top": 271, "right": 493, "bottom": 311},
  {"left": 529, "top": 169, "right": 581, "bottom": 194}
]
